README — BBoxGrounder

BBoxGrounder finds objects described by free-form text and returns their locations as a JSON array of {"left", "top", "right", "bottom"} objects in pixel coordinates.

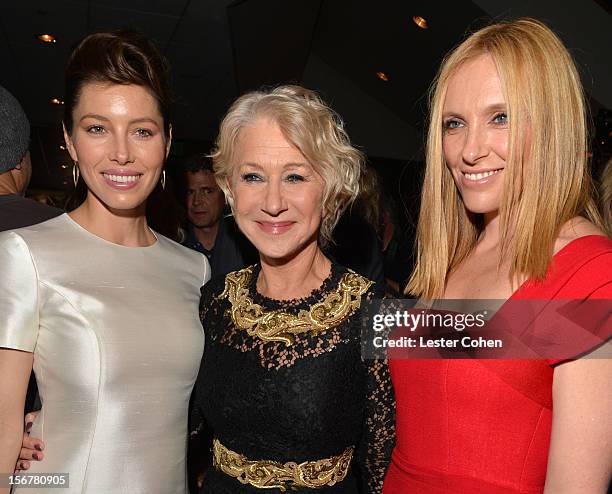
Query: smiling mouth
[
  {"left": 256, "top": 221, "right": 295, "bottom": 234},
  {"left": 463, "top": 169, "right": 503, "bottom": 181},
  {"left": 102, "top": 173, "right": 142, "bottom": 183}
]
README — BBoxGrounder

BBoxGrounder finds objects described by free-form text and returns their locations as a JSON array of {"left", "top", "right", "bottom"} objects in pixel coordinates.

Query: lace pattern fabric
[{"left": 191, "top": 263, "right": 395, "bottom": 493}]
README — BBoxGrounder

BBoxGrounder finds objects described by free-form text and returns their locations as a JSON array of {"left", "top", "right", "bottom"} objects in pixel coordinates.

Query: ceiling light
[
  {"left": 376, "top": 71, "right": 389, "bottom": 82},
  {"left": 413, "top": 16, "right": 428, "bottom": 29},
  {"left": 37, "top": 34, "right": 56, "bottom": 43},
  {"left": 60, "top": 164, "right": 68, "bottom": 169},
  {"left": 59, "top": 144, "right": 66, "bottom": 150},
  {"left": 50, "top": 97, "right": 64, "bottom": 105}
]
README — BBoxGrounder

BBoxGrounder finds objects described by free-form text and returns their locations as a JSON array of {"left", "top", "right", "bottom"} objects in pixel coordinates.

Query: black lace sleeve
[
  {"left": 189, "top": 277, "right": 224, "bottom": 434},
  {"left": 356, "top": 286, "right": 396, "bottom": 494}
]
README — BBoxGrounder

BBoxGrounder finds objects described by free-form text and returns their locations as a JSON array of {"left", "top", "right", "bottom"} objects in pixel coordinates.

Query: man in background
[
  {"left": 181, "top": 154, "right": 255, "bottom": 279},
  {"left": 0, "top": 85, "right": 61, "bottom": 414},
  {"left": 0, "top": 85, "right": 61, "bottom": 231}
]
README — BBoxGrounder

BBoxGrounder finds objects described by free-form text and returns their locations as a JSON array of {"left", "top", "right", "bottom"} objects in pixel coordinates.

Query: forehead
[
  {"left": 74, "top": 82, "right": 162, "bottom": 119},
  {"left": 187, "top": 170, "right": 217, "bottom": 188},
  {"left": 234, "top": 118, "right": 309, "bottom": 165},
  {"left": 443, "top": 54, "right": 505, "bottom": 110}
]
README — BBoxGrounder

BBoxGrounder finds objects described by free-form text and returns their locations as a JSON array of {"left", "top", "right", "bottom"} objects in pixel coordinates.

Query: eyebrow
[
  {"left": 79, "top": 114, "right": 160, "bottom": 126},
  {"left": 238, "top": 162, "right": 310, "bottom": 169},
  {"left": 442, "top": 103, "right": 507, "bottom": 118}
]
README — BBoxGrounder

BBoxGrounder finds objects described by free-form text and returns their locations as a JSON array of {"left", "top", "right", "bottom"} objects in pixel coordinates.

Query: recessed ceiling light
[
  {"left": 60, "top": 164, "right": 68, "bottom": 169},
  {"left": 59, "top": 144, "right": 66, "bottom": 150},
  {"left": 50, "top": 97, "right": 64, "bottom": 105},
  {"left": 413, "top": 16, "right": 428, "bottom": 29},
  {"left": 376, "top": 71, "right": 389, "bottom": 82},
  {"left": 37, "top": 34, "right": 56, "bottom": 43}
]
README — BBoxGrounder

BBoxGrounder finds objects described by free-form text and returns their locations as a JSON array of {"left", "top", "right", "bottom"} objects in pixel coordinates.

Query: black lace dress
[{"left": 190, "top": 263, "right": 395, "bottom": 493}]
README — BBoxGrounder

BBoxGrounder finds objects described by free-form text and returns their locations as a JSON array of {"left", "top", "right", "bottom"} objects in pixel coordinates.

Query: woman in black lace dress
[{"left": 190, "top": 85, "right": 395, "bottom": 493}]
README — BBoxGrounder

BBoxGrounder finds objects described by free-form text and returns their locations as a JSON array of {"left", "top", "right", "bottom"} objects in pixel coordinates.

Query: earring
[
  {"left": 72, "top": 162, "right": 80, "bottom": 187},
  {"left": 161, "top": 169, "right": 166, "bottom": 190}
]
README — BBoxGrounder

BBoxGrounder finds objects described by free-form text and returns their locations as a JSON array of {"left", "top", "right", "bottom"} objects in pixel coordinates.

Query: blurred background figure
[
  {"left": 599, "top": 158, "right": 612, "bottom": 235},
  {"left": 327, "top": 165, "right": 386, "bottom": 284},
  {"left": 0, "top": 85, "right": 61, "bottom": 231},
  {"left": 179, "top": 153, "right": 256, "bottom": 278}
]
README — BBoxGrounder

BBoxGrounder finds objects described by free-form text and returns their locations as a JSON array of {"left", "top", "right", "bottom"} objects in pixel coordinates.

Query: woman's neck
[
  {"left": 69, "top": 195, "right": 154, "bottom": 247},
  {"left": 257, "top": 243, "right": 331, "bottom": 301},
  {"left": 477, "top": 210, "right": 502, "bottom": 250}
]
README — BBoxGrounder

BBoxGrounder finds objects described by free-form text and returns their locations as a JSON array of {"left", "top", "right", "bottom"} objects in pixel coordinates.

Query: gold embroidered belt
[{"left": 212, "top": 438, "right": 354, "bottom": 491}]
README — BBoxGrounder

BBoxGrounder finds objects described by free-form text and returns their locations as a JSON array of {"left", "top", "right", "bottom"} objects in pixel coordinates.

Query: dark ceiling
[{"left": 0, "top": 0, "right": 610, "bottom": 192}]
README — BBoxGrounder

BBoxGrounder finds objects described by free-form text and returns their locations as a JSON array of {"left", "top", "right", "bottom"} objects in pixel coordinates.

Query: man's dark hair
[{"left": 184, "top": 153, "right": 214, "bottom": 174}]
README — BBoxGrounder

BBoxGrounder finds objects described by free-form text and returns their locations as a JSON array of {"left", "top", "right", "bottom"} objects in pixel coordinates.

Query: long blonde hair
[{"left": 407, "top": 18, "right": 602, "bottom": 298}]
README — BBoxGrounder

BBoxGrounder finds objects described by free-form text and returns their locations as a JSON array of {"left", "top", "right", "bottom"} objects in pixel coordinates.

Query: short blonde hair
[
  {"left": 210, "top": 85, "right": 364, "bottom": 247},
  {"left": 407, "top": 18, "right": 602, "bottom": 298}
]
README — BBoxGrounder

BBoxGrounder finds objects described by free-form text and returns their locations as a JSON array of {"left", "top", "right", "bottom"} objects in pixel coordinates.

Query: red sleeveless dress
[{"left": 383, "top": 235, "right": 612, "bottom": 493}]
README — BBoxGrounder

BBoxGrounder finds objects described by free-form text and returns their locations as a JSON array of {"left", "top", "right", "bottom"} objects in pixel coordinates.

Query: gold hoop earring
[
  {"left": 72, "top": 162, "right": 80, "bottom": 187},
  {"left": 161, "top": 169, "right": 166, "bottom": 190}
]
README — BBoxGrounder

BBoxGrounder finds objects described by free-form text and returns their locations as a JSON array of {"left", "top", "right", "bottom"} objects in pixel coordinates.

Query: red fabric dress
[{"left": 383, "top": 235, "right": 612, "bottom": 494}]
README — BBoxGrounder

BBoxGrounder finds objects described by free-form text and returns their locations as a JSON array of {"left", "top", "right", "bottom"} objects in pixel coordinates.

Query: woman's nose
[
  {"left": 461, "top": 126, "right": 489, "bottom": 165},
  {"left": 110, "top": 135, "right": 134, "bottom": 165},
  {"left": 262, "top": 180, "right": 287, "bottom": 216}
]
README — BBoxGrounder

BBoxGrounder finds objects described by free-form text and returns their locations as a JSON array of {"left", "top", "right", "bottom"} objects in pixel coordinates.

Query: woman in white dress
[{"left": 0, "top": 30, "right": 209, "bottom": 493}]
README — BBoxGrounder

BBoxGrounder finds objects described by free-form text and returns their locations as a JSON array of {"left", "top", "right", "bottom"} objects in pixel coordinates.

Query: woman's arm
[
  {"left": 0, "top": 348, "right": 33, "bottom": 493},
  {"left": 544, "top": 346, "right": 612, "bottom": 493},
  {"left": 357, "top": 356, "right": 396, "bottom": 494}
]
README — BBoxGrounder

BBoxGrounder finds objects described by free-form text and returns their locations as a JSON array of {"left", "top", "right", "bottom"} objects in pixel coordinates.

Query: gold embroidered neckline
[{"left": 218, "top": 265, "right": 373, "bottom": 345}]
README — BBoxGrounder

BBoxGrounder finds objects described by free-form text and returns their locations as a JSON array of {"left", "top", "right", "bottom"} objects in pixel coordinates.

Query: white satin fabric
[{"left": 0, "top": 214, "right": 208, "bottom": 493}]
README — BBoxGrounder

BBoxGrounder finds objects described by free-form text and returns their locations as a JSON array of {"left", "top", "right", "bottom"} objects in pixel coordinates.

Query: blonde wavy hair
[
  {"left": 210, "top": 85, "right": 364, "bottom": 247},
  {"left": 407, "top": 18, "right": 603, "bottom": 298}
]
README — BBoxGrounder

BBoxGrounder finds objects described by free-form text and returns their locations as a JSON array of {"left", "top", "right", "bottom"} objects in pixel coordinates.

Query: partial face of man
[
  {"left": 186, "top": 170, "right": 225, "bottom": 229},
  {"left": 12, "top": 151, "right": 32, "bottom": 195}
]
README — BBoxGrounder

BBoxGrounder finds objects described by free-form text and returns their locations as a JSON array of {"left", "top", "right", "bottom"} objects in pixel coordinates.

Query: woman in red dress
[{"left": 383, "top": 18, "right": 612, "bottom": 494}]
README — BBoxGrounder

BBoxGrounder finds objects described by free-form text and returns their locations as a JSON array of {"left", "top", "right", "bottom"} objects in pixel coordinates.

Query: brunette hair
[{"left": 64, "top": 30, "right": 172, "bottom": 135}]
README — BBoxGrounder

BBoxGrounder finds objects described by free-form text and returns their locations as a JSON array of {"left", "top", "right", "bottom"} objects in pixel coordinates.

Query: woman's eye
[
  {"left": 443, "top": 119, "right": 462, "bottom": 130},
  {"left": 285, "top": 174, "right": 305, "bottom": 183},
  {"left": 241, "top": 173, "right": 262, "bottom": 183},
  {"left": 86, "top": 125, "right": 105, "bottom": 134},
  {"left": 135, "top": 128, "right": 153, "bottom": 138},
  {"left": 493, "top": 112, "right": 508, "bottom": 125}
]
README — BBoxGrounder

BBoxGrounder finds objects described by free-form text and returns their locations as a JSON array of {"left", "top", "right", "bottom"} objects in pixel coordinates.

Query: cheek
[
  {"left": 231, "top": 185, "right": 255, "bottom": 216},
  {"left": 442, "top": 136, "right": 459, "bottom": 168},
  {"left": 492, "top": 133, "right": 509, "bottom": 161},
  {"left": 139, "top": 142, "right": 166, "bottom": 169},
  {"left": 297, "top": 189, "right": 325, "bottom": 224}
]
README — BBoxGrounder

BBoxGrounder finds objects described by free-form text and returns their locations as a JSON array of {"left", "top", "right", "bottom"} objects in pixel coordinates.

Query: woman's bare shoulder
[{"left": 554, "top": 217, "right": 608, "bottom": 254}]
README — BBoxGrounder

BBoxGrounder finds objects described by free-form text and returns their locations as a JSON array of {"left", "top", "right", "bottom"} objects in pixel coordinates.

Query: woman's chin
[{"left": 461, "top": 199, "right": 501, "bottom": 216}]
